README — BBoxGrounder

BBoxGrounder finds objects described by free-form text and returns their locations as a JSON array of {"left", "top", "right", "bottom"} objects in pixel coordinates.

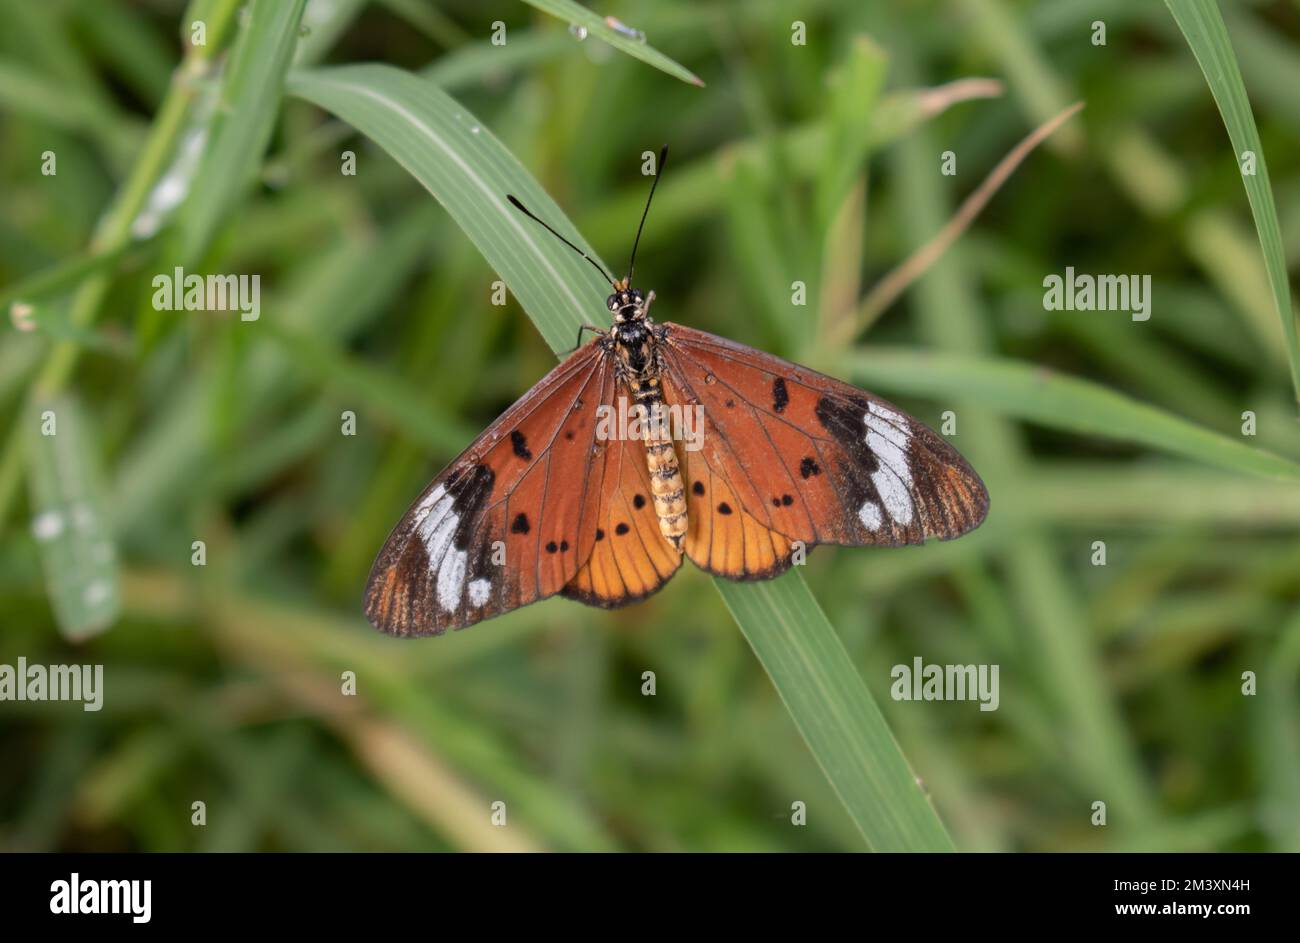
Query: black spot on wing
[
  {"left": 615, "top": 522, "right": 630, "bottom": 535},
  {"left": 448, "top": 464, "right": 494, "bottom": 550},
  {"left": 510, "top": 512, "right": 530, "bottom": 534},
  {"left": 814, "top": 397, "right": 878, "bottom": 473},
  {"left": 692, "top": 481, "right": 705, "bottom": 496},
  {"left": 718, "top": 502, "right": 733, "bottom": 515},
  {"left": 633, "top": 493, "right": 646, "bottom": 509},
  {"left": 510, "top": 429, "right": 532, "bottom": 460},
  {"left": 800, "top": 457, "right": 820, "bottom": 478},
  {"left": 772, "top": 377, "right": 789, "bottom": 414}
]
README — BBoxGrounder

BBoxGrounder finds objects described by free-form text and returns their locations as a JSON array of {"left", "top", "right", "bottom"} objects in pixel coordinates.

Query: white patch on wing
[
  {"left": 415, "top": 486, "right": 474, "bottom": 614},
  {"left": 468, "top": 578, "right": 491, "bottom": 607},
  {"left": 858, "top": 501, "right": 883, "bottom": 530},
  {"left": 437, "top": 549, "right": 467, "bottom": 612},
  {"left": 415, "top": 484, "right": 446, "bottom": 519},
  {"left": 419, "top": 495, "right": 459, "bottom": 566},
  {"left": 864, "top": 402, "right": 914, "bottom": 526}
]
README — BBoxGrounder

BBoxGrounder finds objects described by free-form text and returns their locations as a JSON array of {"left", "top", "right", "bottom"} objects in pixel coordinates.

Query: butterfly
[{"left": 365, "top": 147, "right": 988, "bottom": 637}]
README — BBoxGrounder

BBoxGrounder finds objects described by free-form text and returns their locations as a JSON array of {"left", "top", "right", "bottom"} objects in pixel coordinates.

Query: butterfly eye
[{"left": 606, "top": 294, "right": 618, "bottom": 310}]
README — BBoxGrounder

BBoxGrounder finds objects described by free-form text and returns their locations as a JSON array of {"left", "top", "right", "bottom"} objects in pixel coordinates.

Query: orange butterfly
[{"left": 365, "top": 148, "right": 988, "bottom": 637}]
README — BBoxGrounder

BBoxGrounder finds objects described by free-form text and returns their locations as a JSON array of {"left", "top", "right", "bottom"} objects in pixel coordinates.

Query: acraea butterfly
[{"left": 365, "top": 147, "right": 988, "bottom": 637}]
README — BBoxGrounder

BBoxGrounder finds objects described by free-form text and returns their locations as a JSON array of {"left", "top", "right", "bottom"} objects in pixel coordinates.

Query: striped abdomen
[{"left": 630, "top": 376, "right": 686, "bottom": 552}]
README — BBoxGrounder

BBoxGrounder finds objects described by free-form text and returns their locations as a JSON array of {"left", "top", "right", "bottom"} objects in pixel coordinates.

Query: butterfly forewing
[
  {"left": 365, "top": 342, "right": 614, "bottom": 636},
  {"left": 657, "top": 323, "right": 988, "bottom": 575}
]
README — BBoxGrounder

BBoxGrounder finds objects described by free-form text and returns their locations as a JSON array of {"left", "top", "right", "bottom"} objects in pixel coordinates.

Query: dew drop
[{"left": 569, "top": 23, "right": 588, "bottom": 41}]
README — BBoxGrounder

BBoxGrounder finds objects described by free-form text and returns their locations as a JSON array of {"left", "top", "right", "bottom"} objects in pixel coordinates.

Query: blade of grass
[
  {"left": 0, "top": 0, "right": 244, "bottom": 532},
  {"left": 0, "top": 238, "right": 154, "bottom": 313},
  {"left": 1166, "top": 0, "right": 1300, "bottom": 405},
  {"left": 849, "top": 348, "right": 1300, "bottom": 482},
  {"left": 857, "top": 101, "right": 1084, "bottom": 330},
  {"left": 287, "top": 64, "right": 615, "bottom": 354},
  {"left": 175, "top": 0, "right": 307, "bottom": 261},
  {"left": 715, "top": 576, "right": 955, "bottom": 851},
  {"left": 289, "top": 62, "right": 951, "bottom": 850},
  {"left": 25, "top": 396, "right": 119, "bottom": 640},
  {"left": 519, "top": 0, "right": 704, "bottom": 87},
  {"left": 261, "top": 321, "right": 475, "bottom": 452},
  {"left": 577, "top": 78, "right": 1005, "bottom": 258},
  {"left": 0, "top": 58, "right": 141, "bottom": 165}
]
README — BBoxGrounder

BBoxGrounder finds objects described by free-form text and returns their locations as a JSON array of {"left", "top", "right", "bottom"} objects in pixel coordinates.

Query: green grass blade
[
  {"left": 289, "top": 62, "right": 949, "bottom": 850},
  {"left": 850, "top": 348, "right": 1300, "bottom": 482},
  {"left": 176, "top": 0, "right": 307, "bottom": 260},
  {"left": 0, "top": 239, "right": 152, "bottom": 313},
  {"left": 25, "top": 396, "right": 119, "bottom": 641},
  {"left": 0, "top": 58, "right": 140, "bottom": 165},
  {"left": 261, "top": 322, "right": 474, "bottom": 452},
  {"left": 716, "top": 577, "right": 955, "bottom": 851},
  {"left": 1165, "top": 0, "right": 1300, "bottom": 405},
  {"left": 518, "top": 0, "right": 704, "bottom": 87},
  {"left": 287, "top": 64, "right": 614, "bottom": 354}
]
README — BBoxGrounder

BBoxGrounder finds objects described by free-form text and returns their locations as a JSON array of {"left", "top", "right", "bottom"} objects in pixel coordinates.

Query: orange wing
[
  {"left": 561, "top": 423, "right": 683, "bottom": 608},
  {"left": 657, "top": 323, "right": 988, "bottom": 579},
  {"left": 365, "top": 341, "right": 616, "bottom": 636}
]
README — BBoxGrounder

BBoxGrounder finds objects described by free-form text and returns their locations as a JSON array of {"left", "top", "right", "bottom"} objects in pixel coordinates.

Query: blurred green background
[{"left": 2, "top": 0, "right": 1299, "bottom": 852}]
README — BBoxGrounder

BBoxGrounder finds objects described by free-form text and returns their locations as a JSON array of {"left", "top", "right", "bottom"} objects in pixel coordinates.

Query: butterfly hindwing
[
  {"left": 676, "top": 463, "right": 796, "bottom": 580},
  {"left": 365, "top": 342, "right": 614, "bottom": 636},
  {"left": 561, "top": 419, "right": 683, "bottom": 608},
  {"left": 657, "top": 323, "right": 988, "bottom": 578}
]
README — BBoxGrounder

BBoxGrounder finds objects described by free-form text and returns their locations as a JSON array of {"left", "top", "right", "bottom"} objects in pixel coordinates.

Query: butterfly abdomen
[{"left": 630, "top": 375, "right": 686, "bottom": 553}]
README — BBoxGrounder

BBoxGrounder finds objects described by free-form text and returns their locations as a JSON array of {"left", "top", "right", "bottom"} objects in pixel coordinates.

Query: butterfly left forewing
[
  {"left": 657, "top": 323, "right": 987, "bottom": 578},
  {"left": 365, "top": 342, "right": 613, "bottom": 636}
]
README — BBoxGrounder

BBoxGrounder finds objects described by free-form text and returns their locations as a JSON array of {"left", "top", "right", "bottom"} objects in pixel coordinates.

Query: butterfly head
[{"left": 607, "top": 284, "right": 646, "bottom": 323}]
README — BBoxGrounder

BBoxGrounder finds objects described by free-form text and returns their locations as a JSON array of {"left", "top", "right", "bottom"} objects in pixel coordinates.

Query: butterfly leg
[
  {"left": 642, "top": 290, "right": 656, "bottom": 319},
  {"left": 571, "top": 323, "right": 606, "bottom": 352}
]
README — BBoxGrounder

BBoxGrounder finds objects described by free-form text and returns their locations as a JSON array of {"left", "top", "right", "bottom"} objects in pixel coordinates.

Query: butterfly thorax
[{"left": 605, "top": 284, "right": 686, "bottom": 553}]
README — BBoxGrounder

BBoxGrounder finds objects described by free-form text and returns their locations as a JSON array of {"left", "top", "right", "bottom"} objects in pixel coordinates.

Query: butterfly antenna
[
  {"left": 506, "top": 194, "right": 614, "bottom": 286},
  {"left": 626, "top": 145, "right": 667, "bottom": 287}
]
